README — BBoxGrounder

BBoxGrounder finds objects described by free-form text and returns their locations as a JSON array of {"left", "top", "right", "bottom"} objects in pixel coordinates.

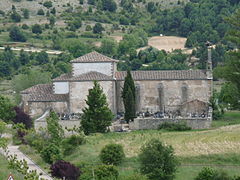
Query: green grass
[
  {"left": 212, "top": 111, "right": 240, "bottom": 128},
  {"left": 19, "top": 111, "right": 240, "bottom": 179},
  {"left": 0, "top": 154, "right": 24, "bottom": 180}
]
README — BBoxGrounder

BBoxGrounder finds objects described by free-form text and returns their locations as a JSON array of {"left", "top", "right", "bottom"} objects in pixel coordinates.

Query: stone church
[{"left": 21, "top": 51, "right": 212, "bottom": 129}]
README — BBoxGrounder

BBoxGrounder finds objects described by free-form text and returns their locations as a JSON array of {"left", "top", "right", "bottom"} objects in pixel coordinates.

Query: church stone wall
[
  {"left": 69, "top": 81, "right": 115, "bottom": 113},
  {"left": 116, "top": 80, "right": 211, "bottom": 113},
  {"left": 72, "top": 62, "right": 113, "bottom": 77},
  {"left": 29, "top": 101, "right": 68, "bottom": 118}
]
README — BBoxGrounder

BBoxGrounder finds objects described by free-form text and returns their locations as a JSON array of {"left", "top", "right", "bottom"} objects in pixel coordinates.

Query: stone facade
[{"left": 21, "top": 51, "right": 212, "bottom": 129}]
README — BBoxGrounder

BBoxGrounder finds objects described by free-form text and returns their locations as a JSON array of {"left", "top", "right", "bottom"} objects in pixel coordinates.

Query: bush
[
  {"left": 139, "top": 139, "right": 178, "bottom": 180},
  {"left": 43, "top": 1, "right": 53, "bottom": 8},
  {"left": 37, "top": 9, "right": 45, "bottom": 15},
  {"left": 195, "top": 167, "right": 232, "bottom": 180},
  {"left": 50, "top": 160, "right": 81, "bottom": 180},
  {"left": 158, "top": 122, "right": 191, "bottom": 131},
  {"left": 41, "top": 143, "right": 62, "bottom": 164},
  {"left": 9, "top": 26, "right": 27, "bottom": 42},
  {"left": 32, "top": 24, "right": 42, "bottom": 34},
  {"left": 122, "top": 173, "right": 148, "bottom": 180},
  {"left": 13, "top": 106, "right": 32, "bottom": 129},
  {"left": 62, "top": 134, "right": 85, "bottom": 155},
  {"left": 99, "top": 143, "right": 125, "bottom": 166},
  {"left": 94, "top": 165, "right": 119, "bottom": 180}
]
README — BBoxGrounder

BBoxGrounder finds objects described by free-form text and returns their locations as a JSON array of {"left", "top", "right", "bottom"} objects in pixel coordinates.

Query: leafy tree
[
  {"left": 122, "top": 70, "right": 136, "bottom": 123},
  {"left": 81, "top": 81, "right": 113, "bottom": 135},
  {"left": 12, "top": 69, "right": 51, "bottom": 94},
  {"left": 99, "top": 39, "right": 117, "bottom": 56},
  {"left": 35, "top": 51, "right": 49, "bottom": 64},
  {"left": 101, "top": 0, "right": 117, "bottom": 12},
  {"left": 19, "top": 49, "right": 30, "bottom": 65},
  {"left": 50, "top": 160, "right": 81, "bottom": 180},
  {"left": 219, "top": 9, "right": 240, "bottom": 91},
  {"left": 146, "top": 2, "right": 156, "bottom": 13},
  {"left": 195, "top": 167, "right": 232, "bottom": 180},
  {"left": 94, "top": 165, "right": 119, "bottom": 179},
  {"left": 0, "top": 61, "right": 11, "bottom": 77},
  {"left": 139, "top": 139, "right": 178, "bottom": 180},
  {"left": 0, "top": 95, "right": 15, "bottom": 122},
  {"left": 49, "top": 16, "right": 56, "bottom": 26},
  {"left": 46, "top": 111, "right": 64, "bottom": 145},
  {"left": 32, "top": 24, "right": 42, "bottom": 34},
  {"left": 43, "top": 1, "right": 53, "bottom": 8},
  {"left": 37, "top": 9, "right": 45, "bottom": 15},
  {"left": 9, "top": 26, "right": 27, "bottom": 42},
  {"left": 13, "top": 107, "right": 32, "bottom": 129},
  {"left": 41, "top": 143, "right": 62, "bottom": 164},
  {"left": 100, "top": 144, "right": 125, "bottom": 165},
  {"left": 23, "top": 9, "right": 29, "bottom": 19},
  {"left": 93, "top": 23, "right": 104, "bottom": 34},
  {"left": 11, "top": 11, "right": 21, "bottom": 22}
]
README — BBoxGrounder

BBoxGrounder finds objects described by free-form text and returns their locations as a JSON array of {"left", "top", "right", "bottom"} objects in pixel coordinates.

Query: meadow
[{"left": 19, "top": 111, "right": 240, "bottom": 179}]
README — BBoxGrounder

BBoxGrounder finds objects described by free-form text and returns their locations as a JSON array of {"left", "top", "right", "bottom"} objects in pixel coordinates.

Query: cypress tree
[
  {"left": 122, "top": 70, "right": 136, "bottom": 123},
  {"left": 81, "top": 81, "right": 113, "bottom": 135}
]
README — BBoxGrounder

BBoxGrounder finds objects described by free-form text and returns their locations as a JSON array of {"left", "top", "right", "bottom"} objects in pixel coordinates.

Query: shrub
[
  {"left": 122, "top": 173, "right": 148, "bottom": 180},
  {"left": 37, "top": 9, "right": 45, "bottom": 15},
  {"left": 12, "top": 123, "right": 28, "bottom": 145},
  {"left": 41, "top": 143, "right": 62, "bottom": 164},
  {"left": 22, "top": 24, "right": 29, "bottom": 29},
  {"left": 99, "top": 143, "right": 125, "bottom": 165},
  {"left": 139, "top": 139, "right": 178, "bottom": 180},
  {"left": 32, "top": 24, "right": 42, "bottom": 34},
  {"left": 9, "top": 26, "right": 27, "bottom": 42},
  {"left": 43, "top": 1, "right": 53, "bottom": 8},
  {"left": 195, "top": 167, "right": 232, "bottom": 180},
  {"left": 94, "top": 165, "right": 118, "bottom": 180},
  {"left": 50, "top": 160, "right": 81, "bottom": 180},
  {"left": 13, "top": 106, "right": 32, "bottom": 129},
  {"left": 62, "top": 134, "right": 85, "bottom": 155},
  {"left": 158, "top": 122, "right": 191, "bottom": 131}
]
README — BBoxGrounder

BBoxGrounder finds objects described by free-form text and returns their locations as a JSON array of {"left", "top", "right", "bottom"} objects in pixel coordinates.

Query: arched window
[
  {"left": 181, "top": 83, "right": 188, "bottom": 103},
  {"left": 158, "top": 83, "right": 164, "bottom": 112}
]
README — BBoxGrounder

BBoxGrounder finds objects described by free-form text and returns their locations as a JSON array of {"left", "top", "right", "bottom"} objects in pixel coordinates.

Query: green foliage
[
  {"left": 8, "top": 154, "right": 41, "bottom": 179},
  {"left": 0, "top": 95, "right": 15, "bottom": 122},
  {"left": 46, "top": 111, "right": 64, "bottom": 145},
  {"left": 139, "top": 139, "right": 178, "bottom": 180},
  {"left": 158, "top": 122, "right": 191, "bottom": 131},
  {"left": 99, "top": 143, "right": 125, "bottom": 165},
  {"left": 43, "top": 1, "right": 53, "bottom": 8},
  {"left": 40, "top": 143, "right": 62, "bottom": 164},
  {"left": 22, "top": 9, "right": 29, "bottom": 19},
  {"left": 122, "top": 70, "right": 136, "bottom": 123},
  {"left": 37, "top": 9, "right": 45, "bottom": 15},
  {"left": 81, "top": 81, "right": 113, "bottom": 135},
  {"left": 219, "top": 82, "right": 240, "bottom": 110},
  {"left": 99, "top": 38, "right": 117, "bottom": 56},
  {"left": 12, "top": 69, "right": 51, "bottom": 93},
  {"left": 210, "top": 91, "right": 224, "bottom": 120},
  {"left": 94, "top": 165, "right": 119, "bottom": 180},
  {"left": 101, "top": 0, "right": 117, "bottom": 12},
  {"left": 62, "top": 134, "right": 86, "bottom": 156},
  {"left": 93, "top": 23, "right": 105, "bottom": 34},
  {"left": 195, "top": 167, "right": 233, "bottom": 180},
  {"left": 32, "top": 24, "right": 42, "bottom": 34},
  {"left": 9, "top": 26, "right": 27, "bottom": 42},
  {"left": 0, "top": 121, "right": 6, "bottom": 137},
  {"left": 11, "top": 11, "right": 21, "bottom": 22}
]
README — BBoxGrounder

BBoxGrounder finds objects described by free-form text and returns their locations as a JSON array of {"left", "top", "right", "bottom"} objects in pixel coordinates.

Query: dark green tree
[
  {"left": 81, "top": 81, "right": 113, "bottom": 135},
  {"left": 0, "top": 95, "right": 15, "bottom": 122},
  {"left": 32, "top": 24, "right": 42, "bottom": 34},
  {"left": 122, "top": 70, "right": 136, "bottom": 123},
  {"left": 139, "top": 139, "right": 179, "bottom": 180},
  {"left": 9, "top": 26, "right": 27, "bottom": 42},
  {"left": 19, "top": 49, "right": 30, "bottom": 65},
  {"left": 23, "top": 9, "right": 29, "bottom": 19},
  {"left": 11, "top": 11, "right": 21, "bottom": 22},
  {"left": 93, "top": 23, "right": 104, "bottom": 34}
]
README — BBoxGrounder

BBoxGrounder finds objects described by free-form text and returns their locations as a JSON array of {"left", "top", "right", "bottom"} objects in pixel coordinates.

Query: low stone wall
[
  {"left": 35, "top": 119, "right": 81, "bottom": 136},
  {"left": 129, "top": 118, "right": 212, "bottom": 130}
]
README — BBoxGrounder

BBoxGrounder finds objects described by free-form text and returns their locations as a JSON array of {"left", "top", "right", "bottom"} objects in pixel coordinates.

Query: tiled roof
[
  {"left": 21, "top": 84, "right": 68, "bottom": 102},
  {"left": 53, "top": 71, "right": 114, "bottom": 82},
  {"left": 53, "top": 73, "right": 72, "bottom": 81},
  {"left": 70, "top": 51, "right": 119, "bottom": 63},
  {"left": 115, "top": 70, "right": 208, "bottom": 80}
]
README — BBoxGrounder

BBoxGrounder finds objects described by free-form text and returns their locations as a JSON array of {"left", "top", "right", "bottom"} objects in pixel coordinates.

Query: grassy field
[
  {"left": 0, "top": 155, "right": 24, "bottom": 180},
  {"left": 19, "top": 111, "right": 240, "bottom": 179}
]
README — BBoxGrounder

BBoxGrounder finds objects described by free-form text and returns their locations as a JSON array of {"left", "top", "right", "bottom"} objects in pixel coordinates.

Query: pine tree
[
  {"left": 81, "top": 81, "right": 113, "bottom": 135},
  {"left": 122, "top": 70, "right": 136, "bottom": 123}
]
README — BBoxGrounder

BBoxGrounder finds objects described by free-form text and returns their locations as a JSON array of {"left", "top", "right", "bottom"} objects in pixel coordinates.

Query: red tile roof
[{"left": 70, "top": 51, "right": 119, "bottom": 63}]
